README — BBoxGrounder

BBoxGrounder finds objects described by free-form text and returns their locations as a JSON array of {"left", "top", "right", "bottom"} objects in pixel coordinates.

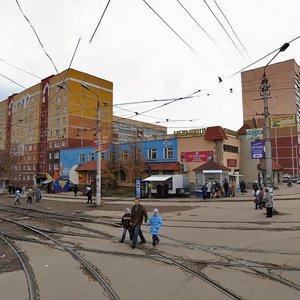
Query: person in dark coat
[
  {"left": 85, "top": 187, "right": 92, "bottom": 204},
  {"left": 73, "top": 184, "right": 79, "bottom": 197},
  {"left": 240, "top": 180, "right": 246, "bottom": 195},
  {"left": 130, "top": 198, "right": 148, "bottom": 249},
  {"left": 156, "top": 183, "right": 161, "bottom": 198},
  {"left": 201, "top": 184, "right": 208, "bottom": 200}
]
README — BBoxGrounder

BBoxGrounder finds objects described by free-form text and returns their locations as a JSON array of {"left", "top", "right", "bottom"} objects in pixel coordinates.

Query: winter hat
[
  {"left": 125, "top": 207, "right": 130, "bottom": 213},
  {"left": 153, "top": 208, "right": 159, "bottom": 213}
]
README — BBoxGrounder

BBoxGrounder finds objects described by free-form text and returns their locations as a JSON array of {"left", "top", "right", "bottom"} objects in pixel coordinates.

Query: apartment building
[
  {"left": 0, "top": 68, "right": 113, "bottom": 186},
  {"left": 241, "top": 59, "right": 300, "bottom": 178}
]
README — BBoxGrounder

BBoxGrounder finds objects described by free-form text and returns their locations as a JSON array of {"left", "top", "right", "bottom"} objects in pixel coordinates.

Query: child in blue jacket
[{"left": 146, "top": 208, "right": 163, "bottom": 247}]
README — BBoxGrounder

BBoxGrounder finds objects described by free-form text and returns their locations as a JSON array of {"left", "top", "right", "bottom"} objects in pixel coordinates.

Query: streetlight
[
  {"left": 261, "top": 42, "right": 290, "bottom": 186},
  {"left": 81, "top": 83, "right": 101, "bottom": 205}
]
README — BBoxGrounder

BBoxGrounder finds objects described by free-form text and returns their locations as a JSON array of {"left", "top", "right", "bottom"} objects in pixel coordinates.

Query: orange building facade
[{"left": 0, "top": 69, "right": 113, "bottom": 186}]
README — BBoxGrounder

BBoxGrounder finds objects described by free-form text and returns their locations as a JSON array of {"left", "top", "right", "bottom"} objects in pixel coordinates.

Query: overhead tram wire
[
  {"left": 176, "top": 0, "right": 222, "bottom": 51},
  {"left": 0, "top": 58, "right": 42, "bottom": 80},
  {"left": 228, "top": 35, "right": 300, "bottom": 79},
  {"left": 15, "top": 0, "right": 59, "bottom": 74},
  {"left": 142, "top": 0, "right": 199, "bottom": 56},
  {"left": 89, "top": 0, "right": 112, "bottom": 43},
  {"left": 0, "top": 73, "right": 26, "bottom": 89},
  {"left": 213, "top": 0, "right": 250, "bottom": 58},
  {"left": 203, "top": 0, "right": 246, "bottom": 61}
]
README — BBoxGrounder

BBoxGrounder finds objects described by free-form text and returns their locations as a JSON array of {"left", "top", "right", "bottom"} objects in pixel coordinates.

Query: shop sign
[
  {"left": 227, "top": 159, "right": 237, "bottom": 167},
  {"left": 174, "top": 128, "right": 206, "bottom": 137},
  {"left": 181, "top": 151, "right": 213, "bottom": 162}
]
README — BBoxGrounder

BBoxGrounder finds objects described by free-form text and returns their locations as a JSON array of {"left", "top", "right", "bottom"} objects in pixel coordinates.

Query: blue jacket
[{"left": 146, "top": 214, "right": 163, "bottom": 235}]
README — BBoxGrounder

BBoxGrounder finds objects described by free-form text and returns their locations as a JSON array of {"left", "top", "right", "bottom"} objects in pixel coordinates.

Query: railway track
[{"left": 0, "top": 232, "right": 39, "bottom": 300}]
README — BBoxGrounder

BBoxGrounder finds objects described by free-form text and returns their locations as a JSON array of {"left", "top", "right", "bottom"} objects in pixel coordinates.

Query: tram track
[
  {"left": 0, "top": 232, "right": 39, "bottom": 300},
  {"left": 1, "top": 204, "right": 300, "bottom": 297}
]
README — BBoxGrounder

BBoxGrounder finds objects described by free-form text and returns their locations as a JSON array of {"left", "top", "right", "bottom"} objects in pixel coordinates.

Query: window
[
  {"left": 148, "top": 148, "right": 157, "bottom": 160},
  {"left": 80, "top": 154, "right": 85, "bottom": 163},
  {"left": 61, "top": 140, "right": 66, "bottom": 147},
  {"left": 54, "top": 163, "right": 59, "bottom": 170},
  {"left": 49, "top": 153, "right": 52, "bottom": 159},
  {"left": 62, "top": 117, "right": 66, "bottom": 124},
  {"left": 223, "top": 144, "right": 239, "bottom": 153},
  {"left": 164, "top": 147, "right": 174, "bottom": 159},
  {"left": 28, "top": 165, "right": 32, "bottom": 171},
  {"left": 56, "top": 107, "right": 60, "bottom": 115},
  {"left": 54, "top": 141, "right": 60, "bottom": 147},
  {"left": 89, "top": 153, "right": 95, "bottom": 161},
  {"left": 49, "top": 164, "right": 52, "bottom": 170},
  {"left": 56, "top": 97, "right": 61, "bottom": 104},
  {"left": 28, "top": 145, "right": 32, "bottom": 151},
  {"left": 54, "top": 152, "right": 59, "bottom": 159},
  {"left": 49, "top": 142, "right": 52, "bottom": 148},
  {"left": 23, "top": 165, "right": 26, "bottom": 170},
  {"left": 56, "top": 129, "right": 60, "bottom": 137},
  {"left": 56, "top": 118, "right": 60, "bottom": 125},
  {"left": 33, "top": 165, "right": 36, "bottom": 171}
]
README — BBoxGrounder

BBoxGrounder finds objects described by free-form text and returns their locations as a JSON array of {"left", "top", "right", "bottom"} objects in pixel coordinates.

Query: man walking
[{"left": 131, "top": 198, "right": 148, "bottom": 249}]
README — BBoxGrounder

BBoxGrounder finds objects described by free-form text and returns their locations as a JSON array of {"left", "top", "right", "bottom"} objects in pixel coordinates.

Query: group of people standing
[
  {"left": 14, "top": 186, "right": 42, "bottom": 205},
  {"left": 201, "top": 179, "right": 236, "bottom": 200},
  {"left": 252, "top": 181, "right": 274, "bottom": 217},
  {"left": 119, "top": 198, "right": 163, "bottom": 249}
]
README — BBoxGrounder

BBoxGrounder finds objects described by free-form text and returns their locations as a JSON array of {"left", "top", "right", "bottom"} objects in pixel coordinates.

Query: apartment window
[
  {"left": 49, "top": 142, "right": 52, "bottom": 148},
  {"left": 223, "top": 144, "right": 239, "bottom": 153},
  {"left": 28, "top": 165, "right": 32, "bottom": 171},
  {"left": 54, "top": 152, "right": 59, "bottom": 159},
  {"left": 23, "top": 165, "right": 26, "bottom": 170},
  {"left": 22, "top": 175, "right": 26, "bottom": 180},
  {"left": 63, "top": 128, "right": 67, "bottom": 135},
  {"left": 54, "top": 141, "right": 60, "bottom": 147},
  {"left": 24, "top": 145, "right": 27, "bottom": 152},
  {"left": 27, "top": 174, "right": 31, "bottom": 180},
  {"left": 49, "top": 164, "right": 52, "bottom": 171},
  {"left": 89, "top": 153, "right": 95, "bottom": 161},
  {"left": 56, "top": 118, "right": 60, "bottom": 125},
  {"left": 54, "top": 163, "right": 59, "bottom": 170},
  {"left": 33, "top": 165, "right": 36, "bottom": 171},
  {"left": 80, "top": 154, "right": 85, "bottom": 163},
  {"left": 28, "top": 145, "right": 32, "bottom": 151},
  {"left": 61, "top": 140, "right": 66, "bottom": 147},
  {"left": 63, "top": 107, "right": 67, "bottom": 113},
  {"left": 56, "top": 129, "right": 60, "bottom": 137},
  {"left": 49, "top": 153, "right": 52, "bottom": 159},
  {"left": 28, "top": 156, "right": 32, "bottom": 161},
  {"left": 62, "top": 117, "right": 67, "bottom": 124},
  {"left": 163, "top": 147, "right": 174, "bottom": 159},
  {"left": 148, "top": 148, "right": 157, "bottom": 160},
  {"left": 56, "top": 107, "right": 60, "bottom": 115},
  {"left": 56, "top": 97, "right": 61, "bottom": 104}
]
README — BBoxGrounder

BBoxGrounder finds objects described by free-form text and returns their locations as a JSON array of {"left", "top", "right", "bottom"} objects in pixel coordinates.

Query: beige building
[{"left": 241, "top": 59, "right": 300, "bottom": 179}]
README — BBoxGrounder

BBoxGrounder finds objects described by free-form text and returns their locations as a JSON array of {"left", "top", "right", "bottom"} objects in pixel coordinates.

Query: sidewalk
[{"left": 39, "top": 183, "right": 300, "bottom": 203}]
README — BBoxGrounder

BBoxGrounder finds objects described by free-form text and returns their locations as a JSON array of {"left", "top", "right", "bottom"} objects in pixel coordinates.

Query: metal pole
[
  {"left": 96, "top": 98, "right": 101, "bottom": 205},
  {"left": 81, "top": 84, "right": 101, "bottom": 205},
  {"left": 261, "top": 73, "right": 272, "bottom": 186}
]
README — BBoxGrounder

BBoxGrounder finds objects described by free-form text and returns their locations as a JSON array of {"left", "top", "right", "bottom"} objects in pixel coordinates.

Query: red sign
[
  {"left": 227, "top": 159, "right": 237, "bottom": 167},
  {"left": 181, "top": 151, "right": 213, "bottom": 162}
]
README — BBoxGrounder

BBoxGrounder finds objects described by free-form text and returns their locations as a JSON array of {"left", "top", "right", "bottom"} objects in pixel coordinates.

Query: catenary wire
[
  {"left": 0, "top": 73, "right": 26, "bottom": 89},
  {"left": 203, "top": 0, "right": 246, "bottom": 61},
  {"left": 213, "top": 0, "right": 250, "bottom": 58},
  {"left": 89, "top": 0, "right": 112, "bottom": 43},
  {"left": 142, "top": 0, "right": 199, "bottom": 56}
]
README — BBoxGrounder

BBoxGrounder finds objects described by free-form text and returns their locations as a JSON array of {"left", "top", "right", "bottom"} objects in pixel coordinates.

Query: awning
[
  {"left": 143, "top": 175, "right": 172, "bottom": 182},
  {"left": 41, "top": 179, "right": 53, "bottom": 184}
]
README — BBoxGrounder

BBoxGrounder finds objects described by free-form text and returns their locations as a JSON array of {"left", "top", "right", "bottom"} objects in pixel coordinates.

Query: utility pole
[
  {"left": 81, "top": 84, "right": 101, "bottom": 205},
  {"left": 260, "top": 42, "right": 290, "bottom": 186}
]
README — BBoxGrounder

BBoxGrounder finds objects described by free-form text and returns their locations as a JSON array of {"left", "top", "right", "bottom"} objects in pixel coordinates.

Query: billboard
[
  {"left": 180, "top": 151, "right": 213, "bottom": 162},
  {"left": 270, "top": 115, "right": 296, "bottom": 128},
  {"left": 251, "top": 140, "right": 265, "bottom": 159}
]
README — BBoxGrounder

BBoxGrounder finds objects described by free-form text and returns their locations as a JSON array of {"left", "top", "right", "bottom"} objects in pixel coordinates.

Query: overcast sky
[{"left": 1, "top": 0, "right": 300, "bottom": 133}]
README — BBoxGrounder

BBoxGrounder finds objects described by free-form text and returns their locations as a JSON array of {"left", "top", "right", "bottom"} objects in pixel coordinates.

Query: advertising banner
[
  {"left": 180, "top": 151, "right": 213, "bottom": 162},
  {"left": 270, "top": 115, "right": 296, "bottom": 128},
  {"left": 251, "top": 140, "right": 265, "bottom": 159}
]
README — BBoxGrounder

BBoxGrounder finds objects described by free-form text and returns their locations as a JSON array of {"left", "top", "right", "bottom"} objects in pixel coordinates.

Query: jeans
[
  {"left": 120, "top": 227, "right": 129, "bottom": 241},
  {"left": 152, "top": 234, "right": 160, "bottom": 246},
  {"left": 132, "top": 224, "right": 145, "bottom": 246}
]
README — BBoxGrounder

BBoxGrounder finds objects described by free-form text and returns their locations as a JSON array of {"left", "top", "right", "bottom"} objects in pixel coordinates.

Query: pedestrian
[
  {"left": 34, "top": 187, "right": 42, "bottom": 202},
  {"left": 201, "top": 184, "right": 208, "bottom": 200},
  {"left": 130, "top": 198, "right": 148, "bottom": 249},
  {"left": 14, "top": 190, "right": 21, "bottom": 205},
  {"left": 264, "top": 188, "right": 273, "bottom": 218},
  {"left": 230, "top": 181, "right": 236, "bottom": 197},
  {"left": 73, "top": 184, "right": 79, "bottom": 197},
  {"left": 119, "top": 208, "right": 133, "bottom": 243},
  {"left": 27, "top": 187, "right": 33, "bottom": 204},
  {"left": 273, "top": 178, "right": 279, "bottom": 190},
  {"left": 85, "top": 187, "right": 92, "bottom": 204},
  {"left": 146, "top": 208, "right": 163, "bottom": 247},
  {"left": 287, "top": 177, "right": 292, "bottom": 187},
  {"left": 252, "top": 181, "right": 259, "bottom": 194},
  {"left": 206, "top": 181, "right": 212, "bottom": 198},
  {"left": 240, "top": 180, "right": 246, "bottom": 195}
]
